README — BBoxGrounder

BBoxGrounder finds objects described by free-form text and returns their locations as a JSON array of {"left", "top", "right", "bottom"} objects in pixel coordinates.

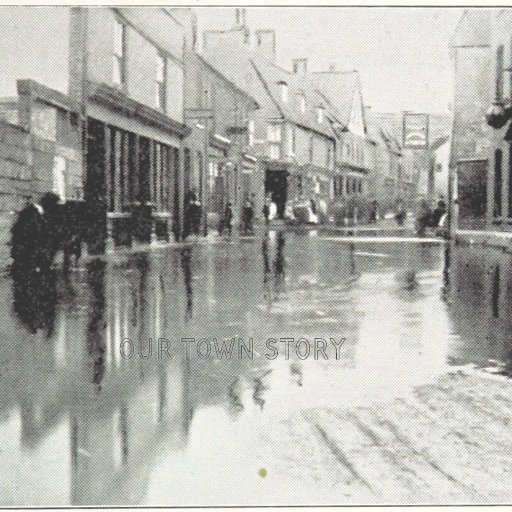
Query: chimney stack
[
  {"left": 255, "top": 30, "right": 276, "bottom": 63},
  {"left": 293, "top": 58, "right": 308, "bottom": 75},
  {"left": 329, "top": 63, "right": 337, "bottom": 72},
  {"left": 235, "top": 7, "right": 247, "bottom": 27}
]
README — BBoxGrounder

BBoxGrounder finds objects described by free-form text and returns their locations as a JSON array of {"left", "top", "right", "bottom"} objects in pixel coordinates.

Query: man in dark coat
[{"left": 10, "top": 196, "right": 50, "bottom": 274}]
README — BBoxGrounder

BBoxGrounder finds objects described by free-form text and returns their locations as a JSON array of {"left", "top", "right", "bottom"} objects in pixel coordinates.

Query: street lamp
[{"left": 485, "top": 101, "right": 512, "bottom": 129}]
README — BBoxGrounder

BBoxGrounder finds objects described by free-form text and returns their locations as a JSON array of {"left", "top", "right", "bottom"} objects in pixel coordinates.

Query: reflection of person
[
  {"left": 12, "top": 264, "right": 57, "bottom": 335},
  {"left": 181, "top": 247, "right": 193, "bottom": 319},
  {"left": 86, "top": 258, "right": 106, "bottom": 389}
]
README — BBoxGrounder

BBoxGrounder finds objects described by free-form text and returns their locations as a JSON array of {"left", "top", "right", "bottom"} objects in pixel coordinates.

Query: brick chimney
[
  {"left": 235, "top": 7, "right": 247, "bottom": 27},
  {"left": 293, "top": 58, "right": 308, "bottom": 75},
  {"left": 254, "top": 30, "right": 276, "bottom": 62}
]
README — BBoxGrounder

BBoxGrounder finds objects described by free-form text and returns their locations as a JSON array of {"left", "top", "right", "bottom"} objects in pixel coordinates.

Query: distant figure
[
  {"left": 218, "top": 202, "right": 233, "bottom": 236},
  {"left": 415, "top": 198, "right": 432, "bottom": 237},
  {"left": 369, "top": 200, "right": 378, "bottom": 224},
  {"left": 431, "top": 199, "right": 447, "bottom": 228},
  {"left": 190, "top": 197, "right": 202, "bottom": 237},
  {"left": 241, "top": 196, "right": 254, "bottom": 234},
  {"left": 263, "top": 194, "right": 271, "bottom": 226},
  {"left": 395, "top": 201, "right": 406, "bottom": 226},
  {"left": 183, "top": 190, "right": 201, "bottom": 239},
  {"left": 61, "top": 200, "right": 87, "bottom": 272}
]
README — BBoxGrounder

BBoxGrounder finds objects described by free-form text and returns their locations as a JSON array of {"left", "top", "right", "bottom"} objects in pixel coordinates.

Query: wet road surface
[{"left": 0, "top": 231, "right": 511, "bottom": 505}]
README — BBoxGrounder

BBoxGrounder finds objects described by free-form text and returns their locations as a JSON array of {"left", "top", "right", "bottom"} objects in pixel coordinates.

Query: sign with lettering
[{"left": 403, "top": 113, "right": 429, "bottom": 149}]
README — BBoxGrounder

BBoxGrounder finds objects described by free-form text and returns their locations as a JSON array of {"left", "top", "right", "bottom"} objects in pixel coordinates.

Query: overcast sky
[{"left": 196, "top": 7, "right": 463, "bottom": 114}]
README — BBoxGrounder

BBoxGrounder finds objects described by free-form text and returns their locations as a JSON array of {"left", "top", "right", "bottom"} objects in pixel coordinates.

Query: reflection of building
[{"left": 446, "top": 243, "right": 512, "bottom": 370}]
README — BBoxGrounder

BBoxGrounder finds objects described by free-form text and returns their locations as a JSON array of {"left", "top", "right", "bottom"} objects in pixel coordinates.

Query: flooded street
[{"left": 1, "top": 231, "right": 512, "bottom": 505}]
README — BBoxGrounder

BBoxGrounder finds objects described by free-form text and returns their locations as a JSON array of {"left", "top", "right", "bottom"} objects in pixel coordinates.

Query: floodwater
[{"left": 0, "top": 231, "right": 510, "bottom": 505}]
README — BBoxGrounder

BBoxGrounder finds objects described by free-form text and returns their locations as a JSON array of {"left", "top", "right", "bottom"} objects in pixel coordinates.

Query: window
[
  {"left": 297, "top": 93, "right": 306, "bottom": 113},
  {"left": 269, "top": 144, "right": 280, "bottom": 160},
  {"left": 317, "top": 106, "right": 324, "bottom": 124},
  {"left": 155, "top": 53, "right": 166, "bottom": 110},
  {"left": 113, "top": 19, "right": 126, "bottom": 86},
  {"left": 267, "top": 123, "right": 281, "bottom": 142},
  {"left": 327, "top": 144, "right": 333, "bottom": 168},
  {"left": 268, "top": 123, "right": 281, "bottom": 159},
  {"left": 287, "top": 124, "right": 296, "bottom": 156},
  {"left": 496, "top": 45, "right": 504, "bottom": 102},
  {"left": 279, "top": 82, "right": 288, "bottom": 103},
  {"left": 248, "top": 120, "right": 255, "bottom": 146}
]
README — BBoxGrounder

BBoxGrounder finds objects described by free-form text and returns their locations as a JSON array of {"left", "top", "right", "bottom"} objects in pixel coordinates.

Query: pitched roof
[
  {"left": 309, "top": 70, "right": 360, "bottom": 129},
  {"left": 201, "top": 30, "right": 335, "bottom": 138},
  {"left": 250, "top": 56, "right": 335, "bottom": 137}
]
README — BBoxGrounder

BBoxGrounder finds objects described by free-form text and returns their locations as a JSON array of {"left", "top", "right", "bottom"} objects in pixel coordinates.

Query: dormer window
[
  {"left": 278, "top": 81, "right": 288, "bottom": 103},
  {"left": 297, "top": 93, "right": 306, "bottom": 113},
  {"left": 317, "top": 106, "right": 325, "bottom": 124}
]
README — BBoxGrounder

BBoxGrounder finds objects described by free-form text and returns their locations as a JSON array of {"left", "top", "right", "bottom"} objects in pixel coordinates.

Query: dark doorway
[
  {"left": 456, "top": 159, "right": 487, "bottom": 230},
  {"left": 265, "top": 169, "right": 288, "bottom": 219}
]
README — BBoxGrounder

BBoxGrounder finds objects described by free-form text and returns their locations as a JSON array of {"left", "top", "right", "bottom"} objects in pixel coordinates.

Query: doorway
[{"left": 265, "top": 169, "right": 288, "bottom": 219}]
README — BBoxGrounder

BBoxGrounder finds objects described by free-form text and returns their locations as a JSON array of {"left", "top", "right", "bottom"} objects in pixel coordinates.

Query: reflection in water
[
  {"left": 349, "top": 242, "right": 356, "bottom": 275},
  {"left": 11, "top": 267, "right": 57, "bottom": 336},
  {"left": 441, "top": 244, "right": 451, "bottom": 303},
  {"left": 446, "top": 243, "right": 512, "bottom": 374},
  {"left": 86, "top": 259, "right": 106, "bottom": 390},
  {"left": 290, "top": 362, "right": 303, "bottom": 387},
  {"left": 181, "top": 247, "right": 193, "bottom": 320},
  {"left": 5, "top": 235, "right": 512, "bottom": 506}
]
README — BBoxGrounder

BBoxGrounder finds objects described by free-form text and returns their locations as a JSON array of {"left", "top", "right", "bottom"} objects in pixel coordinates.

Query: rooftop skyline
[{"left": 196, "top": 7, "right": 464, "bottom": 115}]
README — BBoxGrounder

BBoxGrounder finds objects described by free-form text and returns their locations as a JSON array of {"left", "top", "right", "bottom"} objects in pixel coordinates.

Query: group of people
[
  {"left": 9, "top": 192, "right": 87, "bottom": 334},
  {"left": 415, "top": 198, "right": 447, "bottom": 236}
]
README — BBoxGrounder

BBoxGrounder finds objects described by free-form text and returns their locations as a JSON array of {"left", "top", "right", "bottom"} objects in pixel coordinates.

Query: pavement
[{"left": 256, "top": 367, "right": 512, "bottom": 505}]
